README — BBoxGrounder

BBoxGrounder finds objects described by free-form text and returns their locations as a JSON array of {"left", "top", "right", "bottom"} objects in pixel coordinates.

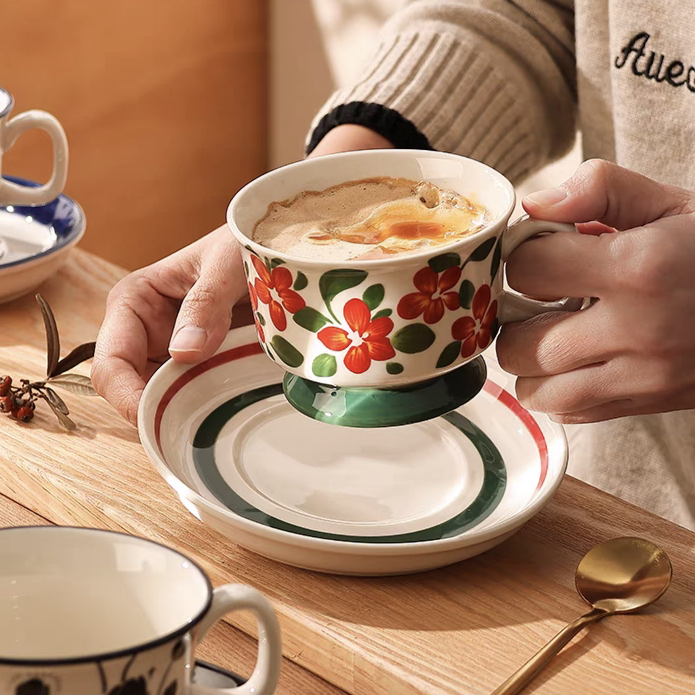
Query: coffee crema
[{"left": 251, "top": 177, "right": 491, "bottom": 261}]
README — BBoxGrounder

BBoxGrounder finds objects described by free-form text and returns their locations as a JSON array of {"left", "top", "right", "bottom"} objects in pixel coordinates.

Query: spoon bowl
[
  {"left": 492, "top": 537, "right": 672, "bottom": 695},
  {"left": 576, "top": 536, "right": 672, "bottom": 613}
]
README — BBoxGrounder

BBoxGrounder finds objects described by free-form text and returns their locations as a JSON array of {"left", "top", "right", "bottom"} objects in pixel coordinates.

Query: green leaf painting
[
  {"left": 270, "top": 336, "right": 303, "bottom": 367},
  {"left": 293, "top": 307, "right": 331, "bottom": 332},
  {"left": 391, "top": 324, "right": 436, "bottom": 354},
  {"left": 386, "top": 362, "right": 404, "bottom": 375},
  {"left": 428, "top": 252, "right": 461, "bottom": 273},
  {"left": 465, "top": 237, "right": 496, "bottom": 265},
  {"left": 490, "top": 236, "right": 503, "bottom": 284},
  {"left": 312, "top": 354, "right": 337, "bottom": 378},
  {"left": 319, "top": 269, "right": 368, "bottom": 322},
  {"left": 436, "top": 341, "right": 462, "bottom": 368},
  {"left": 293, "top": 271, "right": 308, "bottom": 291},
  {"left": 362, "top": 284, "right": 385, "bottom": 311},
  {"left": 459, "top": 280, "right": 475, "bottom": 309}
]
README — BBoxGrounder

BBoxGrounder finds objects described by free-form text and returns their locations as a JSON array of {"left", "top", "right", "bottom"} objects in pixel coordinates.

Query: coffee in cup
[{"left": 252, "top": 176, "right": 491, "bottom": 262}]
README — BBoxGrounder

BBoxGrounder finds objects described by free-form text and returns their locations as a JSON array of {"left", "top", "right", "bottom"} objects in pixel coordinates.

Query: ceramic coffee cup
[
  {"left": 227, "top": 149, "right": 580, "bottom": 388},
  {"left": 0, "top": 527, "right": 281, "bottom": 695},
  {"left": 0, "top": 87, "right": 68, "bottom": 206}
]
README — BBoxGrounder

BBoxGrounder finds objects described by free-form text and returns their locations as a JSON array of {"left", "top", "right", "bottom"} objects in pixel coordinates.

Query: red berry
[
  {"left": 0, "top": 376, "right": 11, "bottom": 397},
  {"left": 16, "top": 406, "right": 35, "bottom": 423},
  {"left": 0, "top": 395, "right": 13, "bottom": 413}
]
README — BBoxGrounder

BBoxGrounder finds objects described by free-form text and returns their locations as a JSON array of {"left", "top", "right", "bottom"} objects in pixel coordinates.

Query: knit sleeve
[{"left": 306, "top": 0, "right": 576, "bottom": 184}]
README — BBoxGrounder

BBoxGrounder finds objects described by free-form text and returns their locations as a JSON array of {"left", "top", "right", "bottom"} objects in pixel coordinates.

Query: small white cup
[
  {"left": 0, "top": 527, "right": 282, "bottom": 695},
  {"left": 0, "top": 87, "right": 68, "bottom": 206}
]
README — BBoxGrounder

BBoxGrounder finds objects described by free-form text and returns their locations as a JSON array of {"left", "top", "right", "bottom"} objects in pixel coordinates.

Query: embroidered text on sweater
[{"left": 615, "top": 32, "right": 695, "bottom": 92}]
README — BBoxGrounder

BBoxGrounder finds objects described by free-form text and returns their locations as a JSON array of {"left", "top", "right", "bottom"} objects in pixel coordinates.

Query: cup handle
[
  {"left": 499, "top": 215, "right": 585, "bottom": 324},
  {"left": 188, "top": 584, "right": 281, "bottom": 695},
  {"left": 0, "top": 109, "right": 69, "bottom": 206}
]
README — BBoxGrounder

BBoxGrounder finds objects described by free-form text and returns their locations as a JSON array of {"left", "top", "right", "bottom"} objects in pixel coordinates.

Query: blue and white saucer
[{"left": 0, "top": 176, "right": 85, "bottom": 303}]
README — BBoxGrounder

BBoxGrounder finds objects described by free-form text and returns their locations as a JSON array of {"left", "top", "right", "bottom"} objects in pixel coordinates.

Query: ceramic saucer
[
  {"left": 193, "top": 661, "right": 243, "bottom": 687},
  {"left": 0, "top": 176, "right": 85, "bottom": 304},
  {"left": 139, "top": 327, "right": 568, "bottom": 576}
]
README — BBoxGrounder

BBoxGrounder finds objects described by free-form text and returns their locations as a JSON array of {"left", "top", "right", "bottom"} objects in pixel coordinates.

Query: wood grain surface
[
  {"left": 0, "top": 250, "right": 694, "bottom": 695},
  {"left": 0, "top": 0, "right": 268, "bottom": 270}
]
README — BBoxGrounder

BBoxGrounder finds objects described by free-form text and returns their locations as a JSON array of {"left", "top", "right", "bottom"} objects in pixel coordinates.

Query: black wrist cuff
[{"left": 306, "top": 101, "right": 433, "bottom": 155}]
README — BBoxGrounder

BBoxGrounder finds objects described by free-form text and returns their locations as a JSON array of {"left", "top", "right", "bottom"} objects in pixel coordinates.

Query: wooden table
[{"left": 1, "top": 249, "right": 694, "bottom": 695}]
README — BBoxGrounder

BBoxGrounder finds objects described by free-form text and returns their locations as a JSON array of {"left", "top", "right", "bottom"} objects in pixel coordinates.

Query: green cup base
[{"left": 282, "top": 357, "right": 487, "bottom": 428}]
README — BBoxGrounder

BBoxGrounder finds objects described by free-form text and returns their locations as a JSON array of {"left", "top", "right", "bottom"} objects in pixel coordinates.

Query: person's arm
[
  {"left": 307, "top": 0, "right": 575, "bottom": 183},
  {"left": 309, "top": 124, "right": 394, "bottom": 157}
]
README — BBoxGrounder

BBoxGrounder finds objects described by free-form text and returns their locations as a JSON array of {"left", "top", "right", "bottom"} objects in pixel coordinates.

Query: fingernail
[
  {"left": 170, "top": 326, "right": 207, "bottom": 352},
  {"left": 524, "top": 187, "right": 567, "bottom": 208}
]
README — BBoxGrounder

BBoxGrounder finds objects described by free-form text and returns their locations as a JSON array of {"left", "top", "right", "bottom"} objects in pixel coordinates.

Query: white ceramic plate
[
  {"left": 0, "top": 176, "right": 85, "bottom": 304},
  {"left": 139, "top": 327, "right": 568, "bottom": 576}
]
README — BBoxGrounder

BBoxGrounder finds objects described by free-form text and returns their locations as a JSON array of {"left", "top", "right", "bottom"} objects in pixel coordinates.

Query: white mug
[
  {"left": 0, "top": 87, "right": 68, "bottom": 206},
  {"left": 0, "top": 527, "right": 282, "bottom": 695}
]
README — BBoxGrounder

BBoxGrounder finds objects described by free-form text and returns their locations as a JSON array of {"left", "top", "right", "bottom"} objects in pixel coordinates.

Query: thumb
[
  {"left": 169, "top": 240, "right": 247, "bottom": 363},
  {"left": 522, "top": 159, "right": 692, "bottom": 230}
]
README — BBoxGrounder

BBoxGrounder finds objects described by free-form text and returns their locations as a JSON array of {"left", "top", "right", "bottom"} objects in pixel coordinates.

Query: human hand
[
  {"left": 496, "top": 159, "right": 695, "bottom": 423},
  {"left": 308, "top": 124, "right": 394, "bottom": 158},
  {"left": 92, "top": 225, "right": 247, "bottom": 424}
]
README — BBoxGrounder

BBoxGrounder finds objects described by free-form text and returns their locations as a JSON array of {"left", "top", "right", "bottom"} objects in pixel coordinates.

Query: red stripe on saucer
[
  {"left": 154, "top": 343, "right": 264, "bottom": 454},
  {"left": 483, "top": 380, "right": 548, "bottom": 491}
]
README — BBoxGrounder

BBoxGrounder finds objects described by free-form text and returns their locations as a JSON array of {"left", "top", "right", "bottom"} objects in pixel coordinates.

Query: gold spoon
[{"left": 492, "top": 537, "right": 672, "bottom": 695}]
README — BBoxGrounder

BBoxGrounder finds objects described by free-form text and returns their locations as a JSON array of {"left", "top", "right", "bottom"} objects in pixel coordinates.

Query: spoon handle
[{"left": 491, "top": 606, "right": 608, "bottom": 695}]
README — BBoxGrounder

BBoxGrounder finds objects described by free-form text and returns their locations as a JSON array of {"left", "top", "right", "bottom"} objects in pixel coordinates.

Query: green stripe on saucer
[{"left": 192, "top": 384, "right": 506, "bottom": 543}]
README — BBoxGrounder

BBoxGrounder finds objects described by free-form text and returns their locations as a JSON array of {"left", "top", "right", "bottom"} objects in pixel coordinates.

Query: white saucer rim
[{"left": 139, "top": 326, "right": 568, "bottom": 555}]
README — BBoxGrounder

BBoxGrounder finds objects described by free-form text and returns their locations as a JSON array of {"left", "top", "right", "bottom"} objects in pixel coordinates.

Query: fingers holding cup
[{"left": 496, "top": 304, "right": 611, "bottom": 378}]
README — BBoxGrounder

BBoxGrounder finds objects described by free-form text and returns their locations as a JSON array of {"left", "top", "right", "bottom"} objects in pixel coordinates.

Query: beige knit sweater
[{"left": 308, "top": 0, "right": 695, "bottom": 529}]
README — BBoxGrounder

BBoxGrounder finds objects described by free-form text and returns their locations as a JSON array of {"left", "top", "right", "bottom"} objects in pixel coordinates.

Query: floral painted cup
[
  {"left": 0, "top": 527, "right": 281, "bottom": 695},
  {"left": 227, "top": 150, "right": 579, "bottom": 388}
]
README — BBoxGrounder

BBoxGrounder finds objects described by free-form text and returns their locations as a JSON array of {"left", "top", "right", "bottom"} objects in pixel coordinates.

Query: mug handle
[
  {"left": 499, "top": 215, "right": 585, "bottom": 324},
  {"left": 188, "top": 584, "right": 281, "bottom": 695},
  {"left": 0, "top": 110, "right": 69, "bottom": 206}
]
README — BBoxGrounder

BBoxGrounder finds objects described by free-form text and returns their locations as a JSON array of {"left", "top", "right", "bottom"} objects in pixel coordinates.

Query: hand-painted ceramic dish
[
  {"left": 0, "top": 175, "right": 85, "bottom": 303},
  {"left": 139, "top": 327, "right": 568, "bottom": 576}
]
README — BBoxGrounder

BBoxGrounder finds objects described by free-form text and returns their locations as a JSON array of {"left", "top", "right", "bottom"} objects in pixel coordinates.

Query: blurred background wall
[
  {"left": 1, "top": 0, "right": 268, "bottom": 270},
  {"left": 1, "top": 0, "right": 579, "bottom": 270}
]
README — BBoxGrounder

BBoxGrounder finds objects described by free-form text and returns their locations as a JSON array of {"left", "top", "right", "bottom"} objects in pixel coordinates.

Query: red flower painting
[
  {"left": 251, "top": 256, "right": 305, "bottom": 331},
  {"left": 397, "top": 266, "right": 461, "bottom": 325},
  {"left": 317, "top": 298, "right": 395, "bottom": 374},
  {"left": 451, "top": 284, "right": 498, "bottom": 358}
]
